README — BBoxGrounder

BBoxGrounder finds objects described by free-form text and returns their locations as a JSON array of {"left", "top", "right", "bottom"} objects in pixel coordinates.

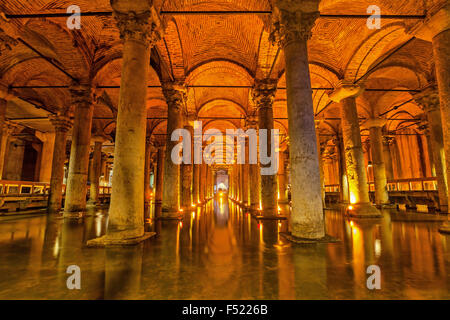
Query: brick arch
[{"left": 344, "top": 22, "right": 408, "bottom": 82}]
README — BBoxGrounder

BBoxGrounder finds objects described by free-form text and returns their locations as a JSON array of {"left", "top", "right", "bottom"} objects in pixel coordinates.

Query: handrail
[
  {"left": 0, "top": 180, "right": 112, "bottom": 196},
  {"left": 325, "top": 177, "right": 438, "bottom": 193}
]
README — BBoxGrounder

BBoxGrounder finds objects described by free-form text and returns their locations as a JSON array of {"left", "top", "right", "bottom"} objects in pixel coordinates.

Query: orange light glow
[{"left": 348, "top": 205, "right": 353, "bottom": 211}]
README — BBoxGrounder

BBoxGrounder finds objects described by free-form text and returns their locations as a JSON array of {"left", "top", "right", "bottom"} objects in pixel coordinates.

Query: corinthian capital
[
  {"left": 252, "top": 79, "right": 277, "bottom": 109},
  {"left": 414, "top": 86, "right": 440, "bottom": 112},
  {"left": 162, "top": 82, "right": 186, "bottom": 111},
  {"left": 112, "top": 1, "right": 163, "bottom": 46},
  {"left": 270, "top": 0, "right": 320, "bottom": 47},
  {"left": 49, "top": 115, "right": 73, "bottom": 133},
  {"left": 70, "top": 83, "right": 92, "bottom": 108},
  {"left": 0, "top": 13, "right": 18, "bottom": 56}
]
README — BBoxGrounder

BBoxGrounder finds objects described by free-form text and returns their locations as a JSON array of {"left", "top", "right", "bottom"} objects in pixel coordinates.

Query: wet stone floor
[{"left": 0, "top": 195, "right": 449, "bottom": 300}]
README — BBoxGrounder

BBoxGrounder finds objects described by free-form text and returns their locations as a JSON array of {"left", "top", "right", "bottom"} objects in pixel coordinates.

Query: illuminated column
[
  {"left": 48, "top": 115, "right": 72, "bottom": 213},
  {"left": 162, "top": 82, "right": 185, "bottom": 216},
  {"left": 193, "top": 163, "right": 200, "bottom": 204},
  {"left": 278, "top": 150, "right": 288, "bottom": 203},
  {"left": 334, "top": 135, "right": 349, "bottom": 203},
  {"left": 0, "top": 98, "right": 9, "bottom": 179},
  {"left": 144, "top": 136, "right": 152, "bottom": 208},
  {"left": 271, "top": 0, "right": 325, "bottom": 238},
  {"left": 415, "top": 88, "right": 448, "bottom": 212},
  {"left": 330, "top": 83, "right": 380, "bottom": 217},
  {"left": 253, "top": 79, "right": 278, "bottom": 216},
  {"left": 242, "top": 138, "right": 250, "bottom": 205},
  {"left": 382, "top": 136, "right": 394, "bottom": 180},
  {"left": 248, "top": 118, "right": 260, "bottom": 209},
  {"left": 88, "top": 1, "right": 162, "bottom": 245},
  {"left": 412, "top": 4, "right": 450, "bottom": 230},
  {"left": 365, "top": 119, "right": 390, "bottom": 205},
  {"left": 315, "top": 120, "right": 325, "bottom": 205},
  {"left": 64, "top": 84, "right": 94, "bottom": 218},
  {"left": 88, "top": 137, "right": 104, "bottom": 206},
  {"left": 181, "top": 125, "right": 193, "bottom": 207},
  {"left": 155, "top": 146, "right": 165, "bottom": 203}
]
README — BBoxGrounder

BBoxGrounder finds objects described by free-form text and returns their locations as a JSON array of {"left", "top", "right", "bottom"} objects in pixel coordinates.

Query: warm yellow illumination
[
  {"left": 350, "top": 221, "right": 354, "bottom": 227},
  {"left": 350, "top": 193, "right": 357, "bottom": 204},
  {"left": 348, "top": 205, "right": 353, "bottom": 211}
]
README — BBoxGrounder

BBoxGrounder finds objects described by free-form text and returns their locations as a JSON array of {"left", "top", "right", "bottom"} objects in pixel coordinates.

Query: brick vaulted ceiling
[{"left": 0, "top": 0, "right": 445, "bottom": 143}]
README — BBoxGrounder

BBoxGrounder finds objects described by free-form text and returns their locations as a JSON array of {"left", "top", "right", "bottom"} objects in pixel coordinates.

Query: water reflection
[{"left": 0, "top": 198, "right": 448, "bottom": 299}]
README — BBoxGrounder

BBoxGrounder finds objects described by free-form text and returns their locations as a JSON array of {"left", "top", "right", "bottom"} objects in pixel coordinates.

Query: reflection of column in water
[
  {"left": 104, "top": 245, "right": 143, "bottom": 299},
  {"left": 351, "top": 220, "right": 377, "bottom": 299},
  {"left": 57, "top": 219, "right": 104, "bottom": 299}
]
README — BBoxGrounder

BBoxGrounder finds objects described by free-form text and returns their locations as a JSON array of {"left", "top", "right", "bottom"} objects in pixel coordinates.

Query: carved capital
[
  {"left": 414, "top": 87, "right": 440, "bottom": 112},
  {"left": 329, "top": 81, "right": 365, "bottom": 103},
  {"left": 252, "top": 79, "right": 277, "bottom": 109},
  {"left": 162, "top": 82, "right": 186, "bottom": 111},
  {"left": 270, "top": 1, "right": 319, "bottom": 47},
  {"left": 0, "top": 13, "right": 18, "bottom": 56},
  {"left": 113, "top": 6, "right": 163, "bottom": 46},
  {"left": 49, "top": 115, "right": 73, "bottom": 133},
  {"left": 408, "top": 3, "right": 450, "bottom": 41},
  {"left": 70, "top": 83, "right": 92, "bottom": 108},
  {"left": 382, "top": 136, "right": 395, "bottom": 146}
]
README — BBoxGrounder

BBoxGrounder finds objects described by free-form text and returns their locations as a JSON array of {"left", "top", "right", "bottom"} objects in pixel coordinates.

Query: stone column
[
  {"left": 412, "top": 4, "right": 450, "bottom": 230},
  {"left": 64, "top": 84, "right": 94, "bottom": 217},
  {"left": 365, "top": 119, "right": 390, "bottom": 205},
  {"left": 161, "top": 83, "right": 185, "bottom": 216},
  {"left": 48, "top": 115, "right": 72, "bottom": 213},
  {"left": 415, "top": 89, "right": 448, "bottom": 212},
  {"left": 278, "top": 150, "right": 288, "bottom": 203},
  {"left": 155, "top": 146, "right": 165, "bottom": 203},
  {"left": 144, "top": 136, "right": 152, "bottom": 208},
  {"left": 334, "top": 135, "right": 349, "bottom": 203},
  {"left": 253, "top": 79, "right": 278, "bottom": 216},
  {"left": 247, "top": 119, "right": 260, "bottom": 210},
  {"left": 330, "top": 83, "right": 380, "bottom": 217},
  {"left": 36, "top": 132, "right": 55, "bottom": 183},
  {"left": 200, "top": 162, "right": 206, "bottom": 202},
  {"left": 88, "top": 137, "right": 104, "bottom": 206},
  {"left": 315, "top": 121, "right": 325, "bottom": 205},
  {"left": 382, "top": 136, "right": 394, "bottom": 180},
  {"left": 242, "top": 139, "right": 250, "bottom": 206},
  {"left": 181, "top": 125, "right": 193, "bottom": 207},
  {"left": 87, "top": 1, "right": 162, "bottom": 245},
  {"left": 270, "top": 0, "right": 325, "bottom": 238},
  {"left": 0, "top": 99, "right": 8, "bottom": 179}
]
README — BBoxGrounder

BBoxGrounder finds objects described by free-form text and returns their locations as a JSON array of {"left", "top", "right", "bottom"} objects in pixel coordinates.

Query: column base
[
  {"left": 280, "top": 232, "right": 340, "bottom": 244},
  {"left": 375, "top": 203, "right": 396, "bottom": 209},
  {"left": 86, "top": 232, "right": 156, "bottom": 247},
  {"left": 278, "top": 199, "right": 289, "bottom": 204},
  {"left": 63, "top": 210, "right": 86, "bottom": 219},
  {"left": 160, "top": 208, "right": 183, "bottom": 220},
  {"left": 438, "top": 222, "right": 450, "bottom": 234},
  {"left": 346, "top": 203, "right": 381, "bottom": 218}
]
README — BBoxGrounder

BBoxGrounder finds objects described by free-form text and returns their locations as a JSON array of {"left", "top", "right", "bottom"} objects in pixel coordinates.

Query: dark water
[{"left": 0, "top": 196, "right": 448, "bottom": 299}]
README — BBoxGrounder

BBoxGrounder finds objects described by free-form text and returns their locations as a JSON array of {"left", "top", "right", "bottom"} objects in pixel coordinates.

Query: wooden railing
[{"left": 325, "top": 177, "right": 438, "bottom": 193}]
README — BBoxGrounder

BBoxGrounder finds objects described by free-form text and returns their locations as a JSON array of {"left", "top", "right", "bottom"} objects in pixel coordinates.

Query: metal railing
[{"left": 325, "top": 177, "right": 438, "bottom": 193}]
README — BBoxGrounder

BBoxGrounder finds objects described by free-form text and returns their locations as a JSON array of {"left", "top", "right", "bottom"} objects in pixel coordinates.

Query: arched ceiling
[{"left": 0, "top": 0, "right": 445, "bottom": 143}]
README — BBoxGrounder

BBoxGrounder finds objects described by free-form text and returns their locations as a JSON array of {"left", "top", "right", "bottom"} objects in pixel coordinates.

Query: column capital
[
  {"left": 408, "top": 4, "right": 449, "bottom": 41},
  {"left": 270, "top": 0, "right": 320, "bottom": 47},
  {"left": 252, "top": 79, "right": 277, "bottom": 109},
  {"left": 361, "top": 118, "right": 387, "bottom": 129},
  {"left": 162, "top": 81, "right": 187, "bottom": 111},
  {"left": 91, "top": 135, "right": 108, "bottom": 144},
  {"left": 49, "top": 114, "right": 73, "bottom": 133},
  {"left": 70, "top": 83, "right": 93, "bottom": 108},
  {"left": 0, "top": 82, "right": 15, "bottom": 101},
  {"left": 0, "top": 14, "right": 18, "bottom": 56},
  {"left": 414, "top": 86, "right": 440, "bottom": 112},
  {"left": 382, "top": 136, "right": 395, "bottom": 146},
  {"left": 111, "top": 1, "right": 163, "bottom": 46},
  {"left": 329, "top": 81, "right": 365, "bottom": 103}
]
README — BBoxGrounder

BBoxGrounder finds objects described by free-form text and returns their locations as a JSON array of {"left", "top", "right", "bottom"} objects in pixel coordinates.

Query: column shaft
[
  {"left": 64, "top": 85, "right": 93, "bottom": 216},
  {"left": 369, "top": 126, "right": 389, "bottom": 205}
]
